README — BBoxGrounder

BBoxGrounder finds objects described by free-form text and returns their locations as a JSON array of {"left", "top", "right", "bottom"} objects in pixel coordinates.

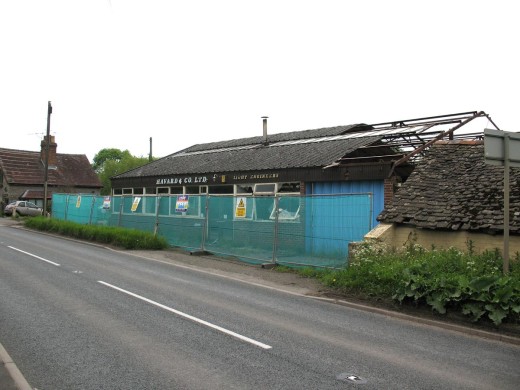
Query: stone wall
[{"left": 365, "top": 223, "right": 520, "bottom": 259}]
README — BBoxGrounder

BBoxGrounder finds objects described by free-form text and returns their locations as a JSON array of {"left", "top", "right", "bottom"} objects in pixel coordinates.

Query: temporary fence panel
[
  {"left": 156, "top": 195, "right": 206, "bottom": 250},
  {"left": 112, "top": 196, "right": 156, "bottom": 233},
  {"left": 205, "top": 195, "right": 276, "bottom": 264},
  {"left": 90, "top": 196, "right": 112, "bottom": 225},
  {"left": 51, "top": 194, "right": 68, "bottom": 220},
  {"left": 279, "top": 194, "right": 372, "bottom": 268}
]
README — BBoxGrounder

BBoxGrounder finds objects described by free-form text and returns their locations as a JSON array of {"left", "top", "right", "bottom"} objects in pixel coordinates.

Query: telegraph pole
[{"left": 43, "top": 101, "right": 52, "bottom": 216}]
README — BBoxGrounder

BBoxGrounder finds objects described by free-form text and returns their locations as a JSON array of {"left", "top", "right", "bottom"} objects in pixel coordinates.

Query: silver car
[{"left": 4, "top": 201, "right": 44, "bottom": 217}]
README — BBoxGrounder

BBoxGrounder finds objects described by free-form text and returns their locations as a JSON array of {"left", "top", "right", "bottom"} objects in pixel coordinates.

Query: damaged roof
[
  {"left": 378, "top": 140, "right": 520, "bottom": 234},
  {"left": 113, "top": 124, "right": 384, "bottom": 178},
  {"left": 0, "top": 148, "right": 102, "bottom": 188},
  {"left": 113, "top": 111, "right": 490, "bottom": 181}
]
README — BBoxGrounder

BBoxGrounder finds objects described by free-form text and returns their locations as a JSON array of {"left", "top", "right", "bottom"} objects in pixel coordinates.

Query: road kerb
[{"left": 0, "top": 342, "right": 32, "bottom": 390}]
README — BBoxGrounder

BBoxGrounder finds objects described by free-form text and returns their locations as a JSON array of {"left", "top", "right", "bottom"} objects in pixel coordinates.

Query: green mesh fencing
[
  {"left": 51, "top": 194, "right": 68, "bottom": 220},
  {"left": 276, "top": 194, "right": 372, "bottom": 268},
  {"left": 205, "top": 196, "right": 276, "bottom": 264},
  {"left": 156, "top": 195, "right": 206, "bottom": 250},
  {"left": 51, "top": 193, "right": 111, "bottom": 225},
  {"left": 50, "top": 193, "right": 373, "bottom": 268}
]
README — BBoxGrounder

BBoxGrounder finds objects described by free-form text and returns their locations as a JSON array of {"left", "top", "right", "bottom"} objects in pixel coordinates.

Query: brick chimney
[{"left": 41, "top": 135, "right": 58, "bottom": 167}]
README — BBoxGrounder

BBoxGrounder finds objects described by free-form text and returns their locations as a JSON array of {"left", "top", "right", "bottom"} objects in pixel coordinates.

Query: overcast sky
[{"left": 1, "top": 0, "right": 518, "bottom": 161}]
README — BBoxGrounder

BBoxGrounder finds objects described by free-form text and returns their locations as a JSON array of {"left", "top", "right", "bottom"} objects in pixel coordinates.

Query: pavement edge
[{"left": 0, "top": 342, "right": 32, "bottom": 390}]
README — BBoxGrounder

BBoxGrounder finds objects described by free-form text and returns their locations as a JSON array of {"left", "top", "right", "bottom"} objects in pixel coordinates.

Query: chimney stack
[
  {"left": 262, "top": 116, "right": 268, "bottom": 144},
  {"left": 41, "top": 135, "right": 57, "bottom": 167}
]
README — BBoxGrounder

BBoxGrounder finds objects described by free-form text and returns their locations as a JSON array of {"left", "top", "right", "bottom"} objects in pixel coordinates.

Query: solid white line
[
  {"left": 98, "top": 280, "right": 273, "bottom": 350},
  {"left": 8, "top": 246, "right": 61, "bottom": 266}
]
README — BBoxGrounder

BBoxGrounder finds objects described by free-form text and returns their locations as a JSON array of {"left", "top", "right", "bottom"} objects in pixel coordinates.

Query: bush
[
  {"left": 24, "top": 217, "right": 168, "bottom": 250},
  {"left": 294, "top": 240, "right": 520, "bottom": 326}
]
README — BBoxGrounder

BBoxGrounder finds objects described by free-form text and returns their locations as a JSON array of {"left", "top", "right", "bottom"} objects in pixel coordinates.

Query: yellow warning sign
[
  {"left": 131, "top": 196, "right": 141, "bottom": 212},
  {"left": 235, "top": 197, "right": 246, "bottom": 218}
]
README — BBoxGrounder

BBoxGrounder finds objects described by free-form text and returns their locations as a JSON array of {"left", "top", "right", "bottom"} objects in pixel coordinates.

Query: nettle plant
[{"left": 349, "top": 239, "right": 520, "bottom": 326}]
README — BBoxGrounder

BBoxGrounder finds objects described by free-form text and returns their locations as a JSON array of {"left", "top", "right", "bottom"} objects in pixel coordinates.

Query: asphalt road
[{"left": 1, "top": 224, "right": 519, "bottom": 389}]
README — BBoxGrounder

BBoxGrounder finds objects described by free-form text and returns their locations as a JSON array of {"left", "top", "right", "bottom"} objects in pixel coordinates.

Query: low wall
[{"left": 365, "top": 223, "right": 520, "bottom": 259}]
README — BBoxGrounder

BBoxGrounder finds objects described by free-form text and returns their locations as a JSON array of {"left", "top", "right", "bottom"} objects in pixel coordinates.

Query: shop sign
[
  {"left": 102, "top": 196, "right": 111, "bottom": 209},
  {"left": 156, "top": 176, "right": 208, "bottom": 185}
]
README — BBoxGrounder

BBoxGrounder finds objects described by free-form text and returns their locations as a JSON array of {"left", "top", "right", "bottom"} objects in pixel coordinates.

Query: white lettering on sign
[{"left": 156, "top": 176, "right": 208, "bottom": 185}]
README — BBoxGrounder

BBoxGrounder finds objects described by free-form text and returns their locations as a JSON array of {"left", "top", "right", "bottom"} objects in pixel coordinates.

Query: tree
[{"left": 93, "top": 148, "right": 152, "bottom": 195}]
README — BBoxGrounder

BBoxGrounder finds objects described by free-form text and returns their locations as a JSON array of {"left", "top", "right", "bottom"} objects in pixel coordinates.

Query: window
[
  {"left": 133, "top": 188, "right": 144, "bottom": 195},
  {"left": 185, "top": 186, "right": 200, "bottom": 194},
  {"left": 170, "top": 186, "right": 183, "bottom": 194},
  {"left": 235, "top": 184, "right": 253, "bottom": 195},
  {"left": 254, "top": 183, "right": 276, "bottom": 195},
  {"left": 279, "top": 182, "right": 300, "bottom": 193},
  {"left": 157, "top": 187, "right": 169, "bottom": 194},
  {"left": 209, "top": 185, "right": 234, "bottom": 194},
  {"left": 270, "top": 196, "right": 300, "bottom": 221}
]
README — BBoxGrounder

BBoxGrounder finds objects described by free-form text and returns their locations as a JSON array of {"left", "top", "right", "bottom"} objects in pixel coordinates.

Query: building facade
[{"left": 0, "top": 136, "right": 102, "bottom": 211}]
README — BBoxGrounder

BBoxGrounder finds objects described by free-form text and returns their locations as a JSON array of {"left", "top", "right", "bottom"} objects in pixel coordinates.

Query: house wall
[
  {"left": 365, "top": 223, "right": 520, "bottom": 259},
  {"left": 2, "top": 184, "right": 101, "bottom": 208}
]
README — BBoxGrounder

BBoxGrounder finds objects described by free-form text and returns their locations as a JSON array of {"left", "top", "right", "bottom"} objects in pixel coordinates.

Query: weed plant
[
  {"left": 289, "top": 240, "right": 520, "bottom": 326},
  {"left": 24, "top": 217, "right": 168, "bottom": 250}
]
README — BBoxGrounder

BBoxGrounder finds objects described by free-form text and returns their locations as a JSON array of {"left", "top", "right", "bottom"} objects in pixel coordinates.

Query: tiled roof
[
  {"left": 378, "top": 141, "right": 520, "bottom": 234},
  {"left": 113, "top": 124, "right": 382, "bottom": 178},
  {"left": 0, "top": 148, "right": 102, "bottom": 188}
]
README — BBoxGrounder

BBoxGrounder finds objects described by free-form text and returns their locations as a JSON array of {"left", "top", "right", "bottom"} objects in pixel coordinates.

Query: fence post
[
  {"left": 88, "top": 195, "right": 96, "bottom": 225},
  {"left": 64, "top": 194, "right": 70, "bottom": 221},
  {"left": 118, "top": 196, "right": 124, "bottom": 227},
  {"left": 369, "top": 193, "right": 373, "bottom": 230},
  {"left": 271, "top": 195, "right": 280, "bottom": 264},
  {"left": 154, "top": 196, "right": 160, "bottom": 236},
  {"left": 201, "top": 195, "right": 210, "bottom": 251}
]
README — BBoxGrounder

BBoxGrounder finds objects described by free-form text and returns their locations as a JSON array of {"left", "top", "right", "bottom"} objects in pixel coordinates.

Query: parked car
[{"left": 3, "top": 201, "right": 44, "bottom": 217}]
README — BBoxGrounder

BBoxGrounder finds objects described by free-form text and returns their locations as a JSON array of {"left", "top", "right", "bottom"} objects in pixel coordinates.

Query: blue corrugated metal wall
[{"left": 310, "top": 180, "right": 385, "bottom": 228}]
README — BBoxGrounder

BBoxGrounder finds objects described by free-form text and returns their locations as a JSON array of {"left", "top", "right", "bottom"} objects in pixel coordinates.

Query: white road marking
[
  {"left": 8, "top": 246, "right": 61, "bottom": 267},
  {"left": 98, "top": 280, "right": 273, "bottom": 350}
]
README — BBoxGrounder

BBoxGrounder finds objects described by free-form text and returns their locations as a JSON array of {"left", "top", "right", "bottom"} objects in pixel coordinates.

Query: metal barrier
[{"left": 52, "top": 193, "right": 372, "bottom": 268}]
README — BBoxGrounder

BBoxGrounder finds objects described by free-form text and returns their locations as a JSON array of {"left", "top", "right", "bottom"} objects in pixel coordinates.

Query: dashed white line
[
  {"left": 98, "top": 280, "right": 273, "bottom": 350},
  {"left": 8, "top": 246, "right": 61, "bottom": 267}
]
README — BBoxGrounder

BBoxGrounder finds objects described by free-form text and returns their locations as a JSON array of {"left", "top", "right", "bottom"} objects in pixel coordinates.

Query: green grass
[
  {"left": 280, "top": 241, "right": 520, "bottom": 326},
  {"left": 24, "top": 217, "right": 168, "bottom": 250}
]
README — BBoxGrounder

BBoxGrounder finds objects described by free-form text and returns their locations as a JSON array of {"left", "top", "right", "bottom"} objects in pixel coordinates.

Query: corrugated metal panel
[{"left": 310, "top": 180, "right": 385, "bottom": 229}]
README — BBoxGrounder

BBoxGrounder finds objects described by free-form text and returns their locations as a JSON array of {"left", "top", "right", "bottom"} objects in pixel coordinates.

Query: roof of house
[
  {"left": 0, "top": 148, "right": 102, "bottom": 188},
  {"left": 377, "top": 140, "right": 520, "bottom": 234},
  {"left": 113, "top": 124, "right": 386, "bottom": 179}
]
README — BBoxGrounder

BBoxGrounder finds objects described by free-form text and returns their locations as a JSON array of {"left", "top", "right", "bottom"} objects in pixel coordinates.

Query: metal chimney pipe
[{"left": 262, "top": 116, "right": 268, "bottom": 143}]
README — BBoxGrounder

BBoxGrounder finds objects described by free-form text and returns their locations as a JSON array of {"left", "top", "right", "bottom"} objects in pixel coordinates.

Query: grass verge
[{"left": 24, "top": 217, "right": 168, "bottom": 250}]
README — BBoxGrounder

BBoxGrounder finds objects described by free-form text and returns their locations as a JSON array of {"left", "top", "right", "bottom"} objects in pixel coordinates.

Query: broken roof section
[
  {"left": 113, "top": 111, "right": 494, "bottom": 180},
  {"left": 378, "top": 140, "right": 520, "bottom": 234}
]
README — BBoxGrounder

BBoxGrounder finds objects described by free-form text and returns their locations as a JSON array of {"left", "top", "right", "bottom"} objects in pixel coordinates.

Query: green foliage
[
  {"left": 295, "top": 240, "right": 520, "bottom": 326},
  {"left": 92, "top": 148, "right": 153, "bottom": 195},
  {"left": 24, "top": 217, "right": 168, "bottom": 250}
]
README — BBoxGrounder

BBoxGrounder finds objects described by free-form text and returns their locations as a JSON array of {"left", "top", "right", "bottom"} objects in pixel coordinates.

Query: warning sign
[
  {"left": 131, "top": 197, "right": 141, "bottom": 212},
  {"left": 235, "top": 197, "right": 247, "bottom": 218}
]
